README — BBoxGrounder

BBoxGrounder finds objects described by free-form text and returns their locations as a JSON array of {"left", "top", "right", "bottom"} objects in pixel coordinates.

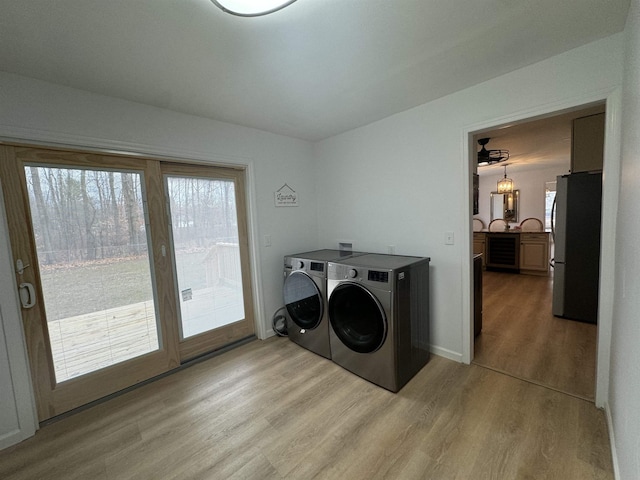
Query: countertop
[{"left": 474, "top": 230, "right": 550, "bottom": 234}]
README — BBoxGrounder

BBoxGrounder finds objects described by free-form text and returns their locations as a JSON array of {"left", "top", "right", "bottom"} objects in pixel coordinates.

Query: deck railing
[{"left": 205, "top": 243, "right": 242, "bottom": 288}]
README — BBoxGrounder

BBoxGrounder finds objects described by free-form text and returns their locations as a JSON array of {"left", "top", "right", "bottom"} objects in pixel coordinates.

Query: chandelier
[{"left": 497, "top": 165, "right": 514, "bottom": 194}]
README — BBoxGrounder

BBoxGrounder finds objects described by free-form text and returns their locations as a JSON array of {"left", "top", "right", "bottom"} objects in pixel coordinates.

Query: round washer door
[
  {"left": 284, "top": 271, "right": 323, "bottom": 330},
  {"left": 329, "top": 282, "right": 387, "bottom": 354}
]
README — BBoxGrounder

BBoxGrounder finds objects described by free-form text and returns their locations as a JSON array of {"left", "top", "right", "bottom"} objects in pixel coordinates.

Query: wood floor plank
[
  {"left": 0, "top": 337, "right": 612, "bottom": 480},
  {"left": 474, "top": 270, "right": 597, "bottom": 400}
]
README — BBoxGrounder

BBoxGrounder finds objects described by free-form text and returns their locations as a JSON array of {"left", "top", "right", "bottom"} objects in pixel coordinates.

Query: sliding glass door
[
  {"left": 0, "top": 146, "right": 254, "bottom": 420},
  {"left": 26, "top": 166, "right": 160, "bottom": 383},
  {"left": 162, "top": 164, "right": 254, "bottom": 361}
]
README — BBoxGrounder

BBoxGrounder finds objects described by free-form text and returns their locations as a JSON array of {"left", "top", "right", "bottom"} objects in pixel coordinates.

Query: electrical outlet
[
  {"left": 444, "top": 231, "right": 454, "bottom": 245},
  {"left": 264, "top": 234, "right": 272, "bottom": 247},
  {"left": 338, "top": 241, "right": 353, "bottom": 252},
  {"left": 388, "top": 245, "right": 396, "bottom": 254}
]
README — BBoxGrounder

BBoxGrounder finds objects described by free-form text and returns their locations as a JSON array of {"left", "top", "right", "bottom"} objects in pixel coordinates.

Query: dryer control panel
[
  {"left": 368, "top": 270, "right": 389, "bottom": 283},
  {"left": 328, "top": 262, "right": 394, "bottom": 291}
]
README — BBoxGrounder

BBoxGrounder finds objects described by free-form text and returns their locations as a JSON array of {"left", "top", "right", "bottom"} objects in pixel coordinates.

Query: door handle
[{"left": 19, "top": 282, "right": 36, "bottom": 309}]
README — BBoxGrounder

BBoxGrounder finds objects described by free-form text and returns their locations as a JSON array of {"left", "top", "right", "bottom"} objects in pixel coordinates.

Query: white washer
[
  {"left": 283, "top": 249, "right": 365, "bottom": 358},
  {"left": 327, "top": 254, "right": 430, "bottom": 392}
]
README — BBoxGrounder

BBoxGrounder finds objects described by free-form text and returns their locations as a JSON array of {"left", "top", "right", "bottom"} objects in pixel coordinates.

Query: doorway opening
[{"left": 469, "top": 103, "right": 605, "bottom": 401}]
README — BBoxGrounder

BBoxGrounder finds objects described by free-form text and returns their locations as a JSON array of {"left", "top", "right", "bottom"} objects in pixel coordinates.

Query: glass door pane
[
  {"left": 166, "top": 176, "right": 245, "bottom": 339},
  {"left": 25, "top": 165, "right": 159, "bottom": 383}
]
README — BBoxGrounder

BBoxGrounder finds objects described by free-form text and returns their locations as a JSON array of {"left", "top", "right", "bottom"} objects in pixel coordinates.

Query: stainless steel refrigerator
[{"left": 552, "top": 172, "right": 602, "bottom": 324}]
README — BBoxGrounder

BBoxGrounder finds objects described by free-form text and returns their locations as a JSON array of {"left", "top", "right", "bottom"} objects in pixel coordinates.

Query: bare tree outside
[
  {"left": 24, "top": 166, "right": 246, "bottom": 380},
  {"left": 166, "top": 176, "right": 244, "bottom": 338},
  {"left": 25, "top": 165, "right": 158, "bottom": 382}
]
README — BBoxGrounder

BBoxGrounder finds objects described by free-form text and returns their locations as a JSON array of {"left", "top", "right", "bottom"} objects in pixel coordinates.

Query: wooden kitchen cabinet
[
  {"left": 519, "top": 233, "right": 550, "bottom": 275},
  {"left": 473, "top": 232, "right": 486, "bottom": 267},
  {"left": 572, "top": 113, "right": 604, "bottom": 173},
  {"left": 483, "top": 232, "right": 550, "bottom": 275}
]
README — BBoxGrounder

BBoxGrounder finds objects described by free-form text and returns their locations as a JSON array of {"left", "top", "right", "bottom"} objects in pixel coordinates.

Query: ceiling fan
[{"left": 477, "top": 138, "right": 509, "bottom": 166}]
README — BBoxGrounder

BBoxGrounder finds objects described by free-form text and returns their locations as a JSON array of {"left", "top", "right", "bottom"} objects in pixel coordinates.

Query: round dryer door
[
  {"left": 329, "top": 283, "right": 387, "bottom": 354},
  {"left": 284, "top": 271, "right": 323, "bottom": 330}
]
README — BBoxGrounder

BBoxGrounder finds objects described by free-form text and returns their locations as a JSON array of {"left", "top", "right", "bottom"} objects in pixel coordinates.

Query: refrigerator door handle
[{"left": 551, "top": 195, "right": 557, "bottom": 242}]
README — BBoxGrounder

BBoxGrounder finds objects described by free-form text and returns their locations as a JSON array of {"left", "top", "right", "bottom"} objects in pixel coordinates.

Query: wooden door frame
[
  {"left": 0, "top": 144, "right": 256, "bottom": 420},
  {"left": 160, "top": 162, "right": 256, "bottom": 362},
  {"left": 0, "top": 145, "right": 183, "bottom": 419}
]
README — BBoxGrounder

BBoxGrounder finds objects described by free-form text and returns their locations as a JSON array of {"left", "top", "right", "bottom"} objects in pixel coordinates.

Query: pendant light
[
  {"left": 497, "top": 165, "right": 514, "bottom": 194},
  {"left": 211, "top": 0, "right": 297, "bottom": 16}
]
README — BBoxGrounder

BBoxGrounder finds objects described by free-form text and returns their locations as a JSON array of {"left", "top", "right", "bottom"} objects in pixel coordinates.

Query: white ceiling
[
  {"left": 0, "top": 0, "right": 630, "bottom": 142},
  {"left": 475, "top": 103, "right": 606, "bottom": 176}
]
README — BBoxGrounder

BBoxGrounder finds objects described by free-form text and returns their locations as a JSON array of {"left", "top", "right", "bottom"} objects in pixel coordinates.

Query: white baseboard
[
  {"left": 604, "top": 402, "right": 620, "bottom": 480},
  {"left": 430, "top": 345, "right": 463, "bottom": 363},
  {"left": 264, "top": 335, "right": 462, "bottom": 364}
]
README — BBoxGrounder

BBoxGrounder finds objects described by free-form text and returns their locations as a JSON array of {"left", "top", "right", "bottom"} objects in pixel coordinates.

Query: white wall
[
  {"left": 0, "top": 183, "right": 37, "bottom": 449},
  {"left": 476, "top": 165, "right": 570, "bottom": 229},
  {"left": 609, "top": 1, "right": 640, "bottom": 478},
  {"left": 0, "top": 71, "right": 319, "bottom": 339},
  {"left": 314, "top": 34, "right": 623, "bottom": 362}
]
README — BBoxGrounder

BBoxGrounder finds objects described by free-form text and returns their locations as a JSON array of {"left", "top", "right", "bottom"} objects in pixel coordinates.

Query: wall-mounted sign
[{"left": 275, "top": 183, "right": 298, "bottom": 207}]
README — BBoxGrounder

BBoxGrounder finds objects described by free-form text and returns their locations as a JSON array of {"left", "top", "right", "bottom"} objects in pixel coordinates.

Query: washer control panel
[{"left": 284, "top": 256, "right": 325, "bottom": 275}]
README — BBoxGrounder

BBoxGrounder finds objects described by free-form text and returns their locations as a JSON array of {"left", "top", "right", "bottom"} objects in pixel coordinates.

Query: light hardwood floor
[
  {"left": 0, "top": 337, "right": 612, "bottom": 479},
  {"left": 474, "top": 271, "right": 597, "bottom": 400}
]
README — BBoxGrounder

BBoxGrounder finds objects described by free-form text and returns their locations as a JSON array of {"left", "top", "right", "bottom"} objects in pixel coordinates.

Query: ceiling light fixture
[
  {"left": 477, "top": 137, "right": 509, "bottom": 166},
  {"left": 211, "top": 0, "right": 298, "bottom": 17},
  {"left": 497, "top": 165, "right": 514, "bottom": 194}
]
